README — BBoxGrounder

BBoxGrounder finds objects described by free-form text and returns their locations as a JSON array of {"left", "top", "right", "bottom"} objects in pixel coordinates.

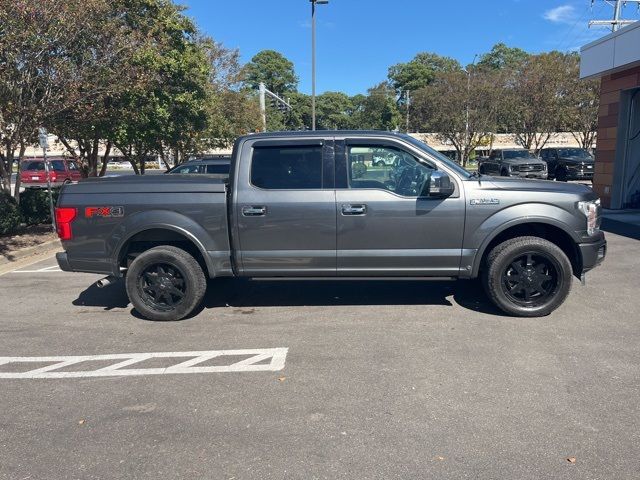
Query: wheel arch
[
  {"left": 112, "top": 210, "right": 219, "bottom": 278},
  {"left": 472, "top": 219, "right": 582, "bottom": 279}
]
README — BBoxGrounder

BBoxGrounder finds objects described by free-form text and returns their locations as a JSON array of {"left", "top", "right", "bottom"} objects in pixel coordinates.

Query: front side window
[
  {"left": 347, "top": 145, "right": 434, "bottom": 197},
  {"left": 51, "top": 160, "right": 66, "bottom": 172},
  {"left": 251, "top": 145, "right": 322, "bottom": 190}
]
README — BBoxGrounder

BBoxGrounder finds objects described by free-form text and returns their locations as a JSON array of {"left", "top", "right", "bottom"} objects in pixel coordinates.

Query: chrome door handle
[
  {"left": 242, "top": 205, "right": 267, "bottom": 216},
  {"left": 341, "top": 204, "right": 367, "bottom": 215}
]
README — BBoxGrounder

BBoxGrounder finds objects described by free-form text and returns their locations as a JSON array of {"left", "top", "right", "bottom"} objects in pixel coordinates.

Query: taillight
[
  {"left": 50, "top": 172, "right": 57, "bottom": 182},
  {"left": 55, "top": 207, "right": 77, "bottom": 240}
]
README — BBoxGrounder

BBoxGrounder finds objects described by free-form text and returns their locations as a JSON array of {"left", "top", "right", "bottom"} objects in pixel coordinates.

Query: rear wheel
[
  {"left": 125, "top": 245, "right": 207, "bottom": 321},
  {"left": 483, "top": 236, "right": 572, "bottom": 317}
]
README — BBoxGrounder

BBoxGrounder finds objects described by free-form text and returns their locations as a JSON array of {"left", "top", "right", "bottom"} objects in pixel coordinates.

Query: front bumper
[
  {"left": 508, "top": 171, "right": 548, "bottom": 179},
  {"left": 578, "top": 236, "right": 606, "bottom": 273},
  {"left": 567, "top": 169, "right": 594, "bottom": 180}
]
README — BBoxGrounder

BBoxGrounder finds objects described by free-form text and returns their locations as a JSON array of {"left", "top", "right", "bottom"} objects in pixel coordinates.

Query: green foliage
[
  {"left": 0, "top": 191, "right": 21, "bottom": 235},
  {"left": 245, "top": 50, "right": 298, "bottom": 94},
  {"left": 19, "top": 188, "right": 60, "bottom": 226},
  {"left": 477, "top": 43, "right": 530, "bottom": 71},
  {"left": 388, "top": 52, "right": 461, "bottom": 94},
  {"left": 316, "top": 92, "right": 355, "bottom": 130}
]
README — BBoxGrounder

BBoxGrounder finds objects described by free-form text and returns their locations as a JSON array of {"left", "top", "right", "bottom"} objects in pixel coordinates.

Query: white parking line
[
  {"left": 0, "top": 348, "right": 289, "bottom": 379},
  {"left": 11, "top": 266, "right": 62, "bottom": 273}
]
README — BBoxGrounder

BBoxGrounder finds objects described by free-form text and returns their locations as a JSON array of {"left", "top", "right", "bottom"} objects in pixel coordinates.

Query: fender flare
[
  {"left": 470, "top": 209, "right": 581, "bottom": 278},
  {"left": 111, "top": 210, "right": 218, "bottom": 277}
]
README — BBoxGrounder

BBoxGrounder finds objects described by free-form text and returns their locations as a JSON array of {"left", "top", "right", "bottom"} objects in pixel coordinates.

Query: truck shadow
[
  {"left": 199, "top": 278, "right": 504, "bottom": 317},
  {"left": 72, "top": 278, "right": 505, "bottom": 319}
]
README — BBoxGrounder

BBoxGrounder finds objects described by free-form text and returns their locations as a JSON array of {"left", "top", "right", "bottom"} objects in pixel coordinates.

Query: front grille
[{"left": 516, "top": 164, "right": 544, "bottom": 172}]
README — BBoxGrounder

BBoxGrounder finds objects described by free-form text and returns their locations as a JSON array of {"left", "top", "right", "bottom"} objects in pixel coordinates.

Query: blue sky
[{"left": 180, "top": 0, "right": 639, "bottom": 95}]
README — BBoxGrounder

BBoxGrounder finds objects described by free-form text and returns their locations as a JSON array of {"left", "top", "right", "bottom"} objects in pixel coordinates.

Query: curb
[{"left": 0, "top": 239, "right": 61, "bottom": 266}]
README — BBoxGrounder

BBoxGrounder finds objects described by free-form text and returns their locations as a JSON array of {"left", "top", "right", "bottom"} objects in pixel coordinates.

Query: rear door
[
  {"left": 233, "top": 137, "right": 336, "bottom": 276},
  {"left": 335, "top": 138, "right": 465, "bottom": 276}
]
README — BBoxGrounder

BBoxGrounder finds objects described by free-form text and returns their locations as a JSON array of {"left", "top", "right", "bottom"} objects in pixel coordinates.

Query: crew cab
[
  {"left": 21, "top": 158, "right": 82, "bottom": 188},
  {"left": 540, "top": 148, "right": 595, "bottom": 182},
  {"left": 55, "top": 131, "right": 606, "bottom": 320},
  {"left": 478, "top": 149, "right": 548, "bottom": 179}
]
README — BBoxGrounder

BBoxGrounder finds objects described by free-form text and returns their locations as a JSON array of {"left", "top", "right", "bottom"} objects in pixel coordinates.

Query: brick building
[{"left": 580, "top": 21, "right": 640, "bottom": 209}]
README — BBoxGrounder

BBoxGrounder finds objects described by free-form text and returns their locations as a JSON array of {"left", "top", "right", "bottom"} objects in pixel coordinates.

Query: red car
[{"left": 20, "top": 158, "right": 82, "bottom": 188}]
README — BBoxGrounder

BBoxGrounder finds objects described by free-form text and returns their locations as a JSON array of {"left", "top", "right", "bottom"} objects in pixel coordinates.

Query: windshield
[
  {"left": 503, "top": 150, "right": 535, "bottom": 159},
  {"left": 558, "top": 148, "right": 591, "bottom": 158},
  {"left": 402, "top": 135, "right": 472, "bottom": 178}
]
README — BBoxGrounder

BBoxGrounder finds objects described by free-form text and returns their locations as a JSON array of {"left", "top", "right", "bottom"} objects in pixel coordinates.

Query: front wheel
[
  {"left": 125, "top": 245, "right": 207, "bottom": 321},
  {"left": 483, "top": 236, "right": 572, "bottom": 317}
]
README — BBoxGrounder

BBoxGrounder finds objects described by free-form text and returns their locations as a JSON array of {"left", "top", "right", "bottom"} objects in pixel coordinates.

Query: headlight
[
  {"left": 577, "top": 199, "right": 601, "bottom": 235},
  {"left": 541, "top": 163, "right": 547, "bottom": 171}
]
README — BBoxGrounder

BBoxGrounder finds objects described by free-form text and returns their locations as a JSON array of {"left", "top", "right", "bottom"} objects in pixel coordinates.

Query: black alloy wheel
[
  {"left": 138, "top": 263, "right": 187, "bottom": 312},
  {"left": 500, "top": 252, "right": 560, "bottom": 308}
]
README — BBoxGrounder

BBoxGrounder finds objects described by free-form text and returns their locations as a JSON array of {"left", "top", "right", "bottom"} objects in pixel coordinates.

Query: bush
[
  {"left": 0, "top": 191, "right": 21, "bottom": 235},
  {"left": 19, "top": 188, "right": 60, "bottom": 226}
]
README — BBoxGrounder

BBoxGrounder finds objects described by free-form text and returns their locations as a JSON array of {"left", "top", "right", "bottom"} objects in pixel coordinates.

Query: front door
[
  {"left": 335, "top": 139, "right": 466, "bottom": 276},
  {"left": 234, "top": 138, "right": 336, "bottom": 276}
]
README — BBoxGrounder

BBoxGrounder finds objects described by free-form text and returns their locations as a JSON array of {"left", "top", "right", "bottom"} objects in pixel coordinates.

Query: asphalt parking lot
[{"left": 1, "top": 231, "right": 639, "bottom": 479}]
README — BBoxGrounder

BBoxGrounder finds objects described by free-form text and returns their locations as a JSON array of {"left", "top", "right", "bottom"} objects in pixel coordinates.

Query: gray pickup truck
[{"left": 55, "top": 131, "right": 606, "bottom": 320}]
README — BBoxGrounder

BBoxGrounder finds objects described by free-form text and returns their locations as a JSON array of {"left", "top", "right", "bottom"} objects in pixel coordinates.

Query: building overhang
[{"left": 580, "top": 20, "right": 640, "bottom": 79}]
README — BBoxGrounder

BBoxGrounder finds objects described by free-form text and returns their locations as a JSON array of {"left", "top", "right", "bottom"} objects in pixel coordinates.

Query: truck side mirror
[{"left": 421, "top": 171, "right": 454, "bottom": 198}]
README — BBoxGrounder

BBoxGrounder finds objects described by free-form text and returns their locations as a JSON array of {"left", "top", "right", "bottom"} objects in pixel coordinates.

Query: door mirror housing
[{"left": 421, "top": 170, "right": 455, "bottom": 198}]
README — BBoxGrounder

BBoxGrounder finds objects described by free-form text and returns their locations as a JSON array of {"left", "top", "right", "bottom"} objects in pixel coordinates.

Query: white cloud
[{"left": 544, "top": 5, "right": 577, "bottom": 24}]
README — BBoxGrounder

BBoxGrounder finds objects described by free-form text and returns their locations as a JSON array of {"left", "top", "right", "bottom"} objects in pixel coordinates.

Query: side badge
[{"left": 470, "top": 198, "right": 500, "bottom": 206}]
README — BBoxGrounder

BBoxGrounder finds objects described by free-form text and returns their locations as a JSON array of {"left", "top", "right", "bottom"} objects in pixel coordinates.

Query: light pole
[{"left": 310, "top": 0, "right": 328, "bottom": 131}]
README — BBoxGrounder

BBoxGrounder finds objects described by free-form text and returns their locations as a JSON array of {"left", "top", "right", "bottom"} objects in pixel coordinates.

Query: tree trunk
[
  {"left": 99, "top": 141, "right": 112, "bottom": 177},
  {"left": 13, "top": 142, "right": 26, "bottom": 203}
]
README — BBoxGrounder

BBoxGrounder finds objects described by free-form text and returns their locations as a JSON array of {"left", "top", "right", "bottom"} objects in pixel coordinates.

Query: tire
[
  {"left": 500, "top": 168, "right": 509, "bottom": 177},
  {"left": 478, "top": 165, "right": 486, "bottom": 175},
  {"left": 125, "top": 245, "right": 207, "bottom": 321},
  {"left": 483, "top": 236, "right": 572, "bottom": 317},
  {"left": 555, "top": 168, "right": 568, "bottom": 182},
  {"left": 375, "top": 160, "right": 385, "bottom": 167}
]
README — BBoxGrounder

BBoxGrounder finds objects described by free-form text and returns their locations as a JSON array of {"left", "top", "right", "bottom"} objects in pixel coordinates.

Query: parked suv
[
  {"left": 20, "top": 158, "right": 82, "bottom": 188},
  {"left": 540, "top": 148, "right": 595, "bottom": 182},
  {"left": 478, "top": 149, "right": 548, "bottom": 179}
]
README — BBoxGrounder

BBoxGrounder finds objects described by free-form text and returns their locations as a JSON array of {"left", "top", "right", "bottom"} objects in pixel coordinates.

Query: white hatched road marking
[
  {"left": 12, "top": 265, "right": 63, "bottom": 273},
  {"left": 0, "top": 348, "right": 288, "bottom": 379}
]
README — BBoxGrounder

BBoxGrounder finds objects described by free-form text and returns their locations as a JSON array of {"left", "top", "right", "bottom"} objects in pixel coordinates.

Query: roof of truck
[{"left": 241, "top": 130, "right": 411, "bottom": 139}]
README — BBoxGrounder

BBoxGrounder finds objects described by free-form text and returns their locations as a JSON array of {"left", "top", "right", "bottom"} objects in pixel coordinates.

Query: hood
[
  {"left": 559, "top": 155, "right": 594, "bottom": 164},
  {"left": 502, "top": 157, "right": 545, "bottom": 165},
  {"left": 483, "top": 176, "right": 593, "bottom": 195}
]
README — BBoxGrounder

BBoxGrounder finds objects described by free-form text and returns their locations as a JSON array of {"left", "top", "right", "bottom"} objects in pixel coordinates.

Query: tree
[
  {"left": 0, "top": 0, "right": 128, "bottom": 196},
  {"left": 316, "top": 92, "right": 355, "bottom": 130},
  {"left": 564, "top": 54, "right": 599, "bottom": 149},
  {"left": 411, "top": 68, "right": 502, "bottom": 166},
  {"left": 245, "top": 50, "right": 298, "bottom": 94},
  {"left": 352, "top": 83, "right": 402, "bottom": 131},
  {"left": 477, "top": 43, "right": 529, "bottom": 71},
  {"left": 388, "top": 52, "right": 461, "bottom": 94},
  {"left": 504, "top": 52, "right": 573, "bottom": 153}
]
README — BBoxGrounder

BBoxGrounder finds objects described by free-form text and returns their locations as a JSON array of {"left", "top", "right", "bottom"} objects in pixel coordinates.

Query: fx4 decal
[{"left": 85, "top": 206, "right": 124, "bottom": 218}]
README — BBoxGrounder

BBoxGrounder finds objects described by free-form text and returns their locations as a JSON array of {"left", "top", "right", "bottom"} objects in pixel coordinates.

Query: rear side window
[
  {"left": 206, "top": 164, "right": 229, "bottom": 174},
  {"left": 251, "top": 145, "right": 322, "bottom": 189}
]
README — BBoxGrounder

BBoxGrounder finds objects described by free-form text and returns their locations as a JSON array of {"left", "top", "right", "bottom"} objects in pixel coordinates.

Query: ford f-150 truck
[{"left": 55, "top": 131, "right": 606, "bottom": 320}]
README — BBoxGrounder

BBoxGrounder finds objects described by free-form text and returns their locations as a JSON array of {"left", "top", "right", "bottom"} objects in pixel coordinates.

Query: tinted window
[
  {"left": 206, "top": 164, "right": 230, "bottom": 174},
  {"left": 51, "top": 160, "right": 66, "bottom": 172},
  {"left": 347, "top": 145, "right": 434, "bottom": 197},
  {"left": 558, "top": 148, "right": 591, "bottom": 158},
  {"left": 24, "top": 161, "right": 45, "bottom": 171},
  {"left": 172, "top": 164, "right": 203, "bottom": 174},
  {"left": 251, "top": 145, "right": 322, "bottom": 189},
  {"left": 503, "top": 150, "right": 534, "bottom": 159}
]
